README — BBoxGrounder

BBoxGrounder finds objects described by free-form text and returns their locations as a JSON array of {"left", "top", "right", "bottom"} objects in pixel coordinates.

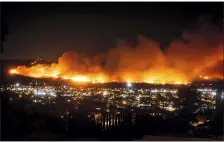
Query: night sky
[{"left": 1, "top": 2, "right": 223, "bottom": 61}]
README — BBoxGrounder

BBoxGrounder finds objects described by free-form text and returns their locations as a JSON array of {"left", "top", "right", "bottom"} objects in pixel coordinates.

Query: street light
[
  {"left": 16, "top": 83, "right": 20, "bottom": 87},
  {"left": 126, "top": 82, "right": 132, "bottom": 87}
]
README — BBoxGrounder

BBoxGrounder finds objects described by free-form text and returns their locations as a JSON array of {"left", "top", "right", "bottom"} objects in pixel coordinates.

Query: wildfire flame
[{"left": 9, "top": 26, "right": 223, "bottom": 84}]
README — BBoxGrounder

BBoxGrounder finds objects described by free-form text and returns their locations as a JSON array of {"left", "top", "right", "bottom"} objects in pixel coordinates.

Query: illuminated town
[{"left": 1, "top": 81, "right": 221, "bottom": 115}]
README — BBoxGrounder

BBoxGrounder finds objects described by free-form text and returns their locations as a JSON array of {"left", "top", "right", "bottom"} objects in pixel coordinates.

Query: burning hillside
[{"left": 9, "top": 20, "right": 223, "bottom": 84}]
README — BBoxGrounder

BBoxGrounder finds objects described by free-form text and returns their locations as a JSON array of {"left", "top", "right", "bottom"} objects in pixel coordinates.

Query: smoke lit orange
[{"left": 9, "top": 29, "right": 223, "bottom": 84}]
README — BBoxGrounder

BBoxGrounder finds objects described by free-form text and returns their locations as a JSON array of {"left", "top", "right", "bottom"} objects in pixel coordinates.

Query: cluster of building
[{"left": 0, "top": 81, "right": 220, "bottom": 115}]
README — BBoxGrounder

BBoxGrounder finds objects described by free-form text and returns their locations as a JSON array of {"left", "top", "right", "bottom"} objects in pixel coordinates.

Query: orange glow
[
  {"left": 122, "top": 100, "right": 127, "bottom": 105},
  {"left": 9, "top": 58, "right": 222, "bottom": 84},
  {"left": 9, "top": 57, "right": 222, "bottom": 84},
  {"left": 191, "top": 120, "right": 204, "bottom": 127},
  {"left": 51, "top": 71, "right": 60, "bottom": 78},
  {"left": 9, "top": 69, "right": 18, "bottom": 74},
  {"left": 8, "top": 34, "right": 223, "bottom": 84},
  {"left": 71, "top": 75, "right": 88, "bottom": 82},
  {"left": 62, "top": 76, "right": 69, "bottom": 80},
  {"left": 204, "top": 76, "right": 209, "bottom": 80}
]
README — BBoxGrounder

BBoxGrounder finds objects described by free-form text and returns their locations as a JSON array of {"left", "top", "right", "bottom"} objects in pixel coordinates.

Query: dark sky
[{"left": 1, "top": 2, "right": 223, "bottom": 61}]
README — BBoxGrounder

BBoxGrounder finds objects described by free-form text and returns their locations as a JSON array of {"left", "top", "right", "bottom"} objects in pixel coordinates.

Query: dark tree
[
  {"left": 178, "top": 87, "right": 200, "bottom": 113},
  {"left": 212, "top": 99, "right": 224, "bottom": 137}
]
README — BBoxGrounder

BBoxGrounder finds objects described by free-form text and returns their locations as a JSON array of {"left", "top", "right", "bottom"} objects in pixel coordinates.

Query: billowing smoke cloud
[
  {"left": 199, "top": 59, "right": 223, "bottom": 79},
  {"left": 166, "top": 16, "right": 223, "bottom": 80},
  {"left": 105, "top": 36, "right": 188, "bottom": 83},
  {"left": 10, "top": 16, "right": 223, "bottom": 84}
]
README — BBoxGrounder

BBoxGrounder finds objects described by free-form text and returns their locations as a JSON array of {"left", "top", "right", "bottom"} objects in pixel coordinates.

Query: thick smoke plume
[{"left": 10, "top": 18, "right": 223, "bottom": 84}]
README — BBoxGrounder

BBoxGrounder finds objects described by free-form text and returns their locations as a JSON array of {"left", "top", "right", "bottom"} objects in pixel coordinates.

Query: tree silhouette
[
  {"left": 178, "top": 87, "right": 200, "bottom": 113},
  {"left": 212, "top": 99, "right": 224, "bottom": 137}
]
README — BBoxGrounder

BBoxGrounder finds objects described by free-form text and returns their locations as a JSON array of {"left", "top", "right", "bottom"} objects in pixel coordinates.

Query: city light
[
  {"left": 1, "top": 81, "right": 218, "bottom": 114},
  {"left": 126, "top": 82, "right": 132, "bottom": 87},
  {"left": 165, "top": 105, "right": 176, "bottom": 112},
  {"left": 103, "top": 91, "right": 108, "bottom": 97},
  {"left": 16, "top": 83, "right": 20, "bottom": 87},
  {"left": 211, "top": 92, "right": 216, "bottom": 96}
]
